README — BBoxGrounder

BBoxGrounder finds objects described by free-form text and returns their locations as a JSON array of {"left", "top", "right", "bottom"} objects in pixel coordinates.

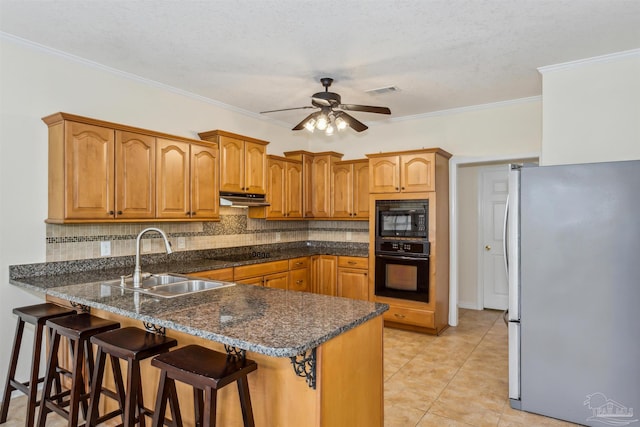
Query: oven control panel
[{"left": 376, "top": 240, "right": 430, "bottom": 256}]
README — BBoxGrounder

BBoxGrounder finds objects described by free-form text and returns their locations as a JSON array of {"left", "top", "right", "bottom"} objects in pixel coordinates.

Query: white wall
[
  {"left": 0, "top": 35, "right": 542, "bottom": 401},
  {"left": 540, "top": 50, "right": 640, "bottom": 165}
]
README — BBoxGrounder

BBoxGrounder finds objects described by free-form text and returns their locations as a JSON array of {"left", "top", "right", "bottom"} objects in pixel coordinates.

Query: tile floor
[{"left": 2, "top": 308, "right": 579, "bottom": 426}]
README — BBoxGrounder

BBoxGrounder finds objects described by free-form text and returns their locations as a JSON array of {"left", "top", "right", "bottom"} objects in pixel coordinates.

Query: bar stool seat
[
  {"left": 86, "top": 326, "right": 178, "bottom": 427},
  {"left": 151, "top": 345, "right": 257, "bottom": 427},
  {"left": 37, "top": 313, "right": 120, "bottom": 427},
  {"left": 0, "top": 303, "right": 76, "bottom": 427}
]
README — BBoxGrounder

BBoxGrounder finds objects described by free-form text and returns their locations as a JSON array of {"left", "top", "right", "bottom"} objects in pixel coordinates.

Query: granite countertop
[{"left": 9, "top": 246, "right": 386, "bottom": 358}]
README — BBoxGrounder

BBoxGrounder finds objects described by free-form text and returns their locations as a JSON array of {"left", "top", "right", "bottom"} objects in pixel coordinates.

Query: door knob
[{"left": 485, "top": 245, "right": 491, "bottom": 251}]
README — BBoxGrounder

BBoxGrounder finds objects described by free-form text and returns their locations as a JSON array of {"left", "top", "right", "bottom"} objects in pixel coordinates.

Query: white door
[{"left": 479, "top": 165, "right": 509, "bottom": 310}]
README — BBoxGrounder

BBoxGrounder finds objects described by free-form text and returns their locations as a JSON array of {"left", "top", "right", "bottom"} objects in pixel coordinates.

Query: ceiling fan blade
[
  {"left": 339, "top": 104, "right": 391, "bottom": 115},
  {"left": 311, "top": 97, "right": 332, "bottom": 107},
  {"left": 337, "top": 112, "right": 368, "bottom": 132},
  {"left": 292, "top": 111, "right": 321, "bottom": 131},
  {"left": 260, "top": 106, "right": 315, "bottom": 114}
]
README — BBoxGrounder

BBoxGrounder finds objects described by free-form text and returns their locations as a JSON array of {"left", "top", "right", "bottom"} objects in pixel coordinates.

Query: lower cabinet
[
  {"left": 311, "top": 255, "right": 337, "bottom": 296},
  {"left": 233, "top": 260, "right": 289, "bottom": 288},
  {"left": 191, "top": 267, "right": 233, "bottom": 281},
  {"left": 288, "top": 257, "right": 310, "bottom": 292},
  {"left": 337, "top": 256, "right": 369, "bottom": 301}
]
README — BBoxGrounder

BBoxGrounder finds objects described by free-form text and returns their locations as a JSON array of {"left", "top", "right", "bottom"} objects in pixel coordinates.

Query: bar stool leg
[
  {"left": 151, "top": 371, "right": 182, "bottom": 427},
  {"left": 25, "top": 321, "right": 46, "bottom": 427},
  {"left": 87, "top": 346, "right": 108, "bottom": 426},
  {"left": 37, "top": 330, "right": 61, "bottom": 427},
  {"left": 124, "top": 361, "right": 141, "bottom": 427},
  {"left": 0, "top": 317, "right": 24, "bottom": 423},
  {"left": 202, "top": 387, "right": 217, "bottom": 427},
  {"left": 237, "top": 376, "right": 255, "bottom": 427},
  {"left": 68, "top": 338, "right": 85, "bottom": 427}
]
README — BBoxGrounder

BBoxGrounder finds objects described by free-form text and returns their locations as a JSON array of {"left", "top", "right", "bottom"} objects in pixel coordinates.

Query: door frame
[{"left": 449, "top": 152, "right": 539, "bottom": 326}]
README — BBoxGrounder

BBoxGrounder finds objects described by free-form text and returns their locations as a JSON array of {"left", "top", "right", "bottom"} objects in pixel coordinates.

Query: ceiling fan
[{"left": 260, "top": 77, "right": 391, "bottom": 134}]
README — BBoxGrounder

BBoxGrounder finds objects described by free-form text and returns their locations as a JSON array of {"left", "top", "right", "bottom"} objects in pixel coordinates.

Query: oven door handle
[{"left": 376, "top": 254, "right": 429, "bottom": 261}]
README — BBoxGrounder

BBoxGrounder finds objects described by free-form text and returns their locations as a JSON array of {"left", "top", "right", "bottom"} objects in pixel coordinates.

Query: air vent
[{"left": 365, "top": 85, "right": 400, "bottom": 95}]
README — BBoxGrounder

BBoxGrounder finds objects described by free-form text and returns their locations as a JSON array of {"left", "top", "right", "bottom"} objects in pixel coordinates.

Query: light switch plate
[
  {"left": 100, "top": 241, "right": 111, "bottom": 256},
  {"left": 275, "top": 232, "right": 281, "bottom": 242},
  {"left": 346, "top": 231, "right": 352, "bottom": 241},
  {"left": 177, "top": 237, "right": 186, "bottom": 249}
]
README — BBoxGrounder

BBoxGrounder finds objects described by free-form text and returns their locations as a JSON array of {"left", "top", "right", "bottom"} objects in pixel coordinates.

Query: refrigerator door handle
[{"left": 503, "top": 196, "right": 509, "bottom": 279}]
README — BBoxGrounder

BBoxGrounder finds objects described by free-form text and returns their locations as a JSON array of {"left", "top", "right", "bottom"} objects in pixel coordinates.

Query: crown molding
[{"left": 538, "top": 48, "right": 640, "bottom": 74}]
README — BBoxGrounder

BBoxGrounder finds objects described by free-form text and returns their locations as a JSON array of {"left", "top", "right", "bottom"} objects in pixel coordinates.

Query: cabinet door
[
  {"left": 244, "top": 141, "right": 267, "bottom": 194},
  {"left": 289, "top": 268, "right": 309, "bottom": 292},
  {"left": 352, "top": 161, "right": 370, "bottom": 218},
  {"left": 311, "top": 156, "right": 332, "bottom": 217},
  {"left": 263, "top": 271, "right": 288, "bottom": 290},
  {"left": 115, "top": 131, "right": 155, "bottom": 219},
  {"left": 312, "top": 255, "right": 337, "bottom": 296},
  {"left": 190, "top": 144, "right": 219, "bottom": 219},
  {"left": 285, "top": 161, "right": 303, "bottom": 218},
  {"left": 266, "top": 158, "right": 286, "bottom": 218},
  {"left": 64, "top": 122, "right": 114, "bottom": 219},
  {"left": 401, "top": 153, "right": 435, "bottom": 192},
  {"left": 302, "top": 154, "right": 314, "bottom": 217},
  {"left": 219, "top": 135, "right": 245, "bottom": 193},
  {"left": 337, "top": 268, "right": 369, "bottom": 301},
  {"left": 369, "top": 156, "right": 400, "bottom": 193},
  {"left": 332, "top": 163, "right": 352, "bottom": 218},
  {"left": 156, "top": 139, "right": 190, "bottom": 219}
]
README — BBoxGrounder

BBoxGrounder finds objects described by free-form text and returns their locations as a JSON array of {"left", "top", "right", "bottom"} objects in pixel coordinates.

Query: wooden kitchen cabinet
[
  {"left": 332, "top": 159, "right": 369, "bottom": 219},
  {"left": 156, "top": 138, "right": 219, "bottom": 220},
  {"left": 311, "top": 255, "right": 337, "bottom": 296},
  {"left": 284, "top": 151, "right": 344, "bottom": 219},
  {"left": 190, "top": 267, "right": 233, "bottom": 282},
  {"left": 198, "top": 130, "right": 268, "bottom": 195},
  {"left": 337, "top": 256, "right": 369, "bottom": 301},
  {"left": 249, "top": 156, "right": 302, "bottom": 219},
  {"left": 233, "top": 259, "right": 289, "bottom": 288},
  {"left": 288, "top": 256, "right": 310, "bottom": 292},
  {"left": 115, "top": 131, "right": 156, "bottom": 219},
  {"left": 44, "top": 112, "right": 219, "bottom": 223},
  {"left": 368, "top": 148, "right": 452, "bottom": 335},
  {"left": 367, "top": 149, "right": 450, "bottom": 194}
]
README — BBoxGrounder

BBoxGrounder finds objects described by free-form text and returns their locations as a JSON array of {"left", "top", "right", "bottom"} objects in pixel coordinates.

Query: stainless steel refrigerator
[{"left": 506, "top": 160, "right": 640, "bottom": 426}]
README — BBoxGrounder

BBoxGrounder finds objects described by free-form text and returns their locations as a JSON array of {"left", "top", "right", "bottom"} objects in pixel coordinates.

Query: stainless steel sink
[{"left": 101, "top": 273, "right": 235, "bottom": 298}]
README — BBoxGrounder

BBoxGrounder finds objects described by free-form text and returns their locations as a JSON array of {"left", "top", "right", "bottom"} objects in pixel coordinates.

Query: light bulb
[
  {"left": 326, "top": 124, "right": 334, "bottom": 135},
  {"left": 316, "top": 115, "right": 328, "bottom": 130},
  {"left": 336, "top": 116, "right": 347, "bottom": 130},
  {"left": 304, "top": 119, "right": 316, "bottom": 132}
]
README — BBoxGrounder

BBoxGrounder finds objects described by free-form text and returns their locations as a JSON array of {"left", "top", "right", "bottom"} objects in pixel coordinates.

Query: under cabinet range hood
[{"left": 219, "top": 191, "right": 270, "bottom": 207}]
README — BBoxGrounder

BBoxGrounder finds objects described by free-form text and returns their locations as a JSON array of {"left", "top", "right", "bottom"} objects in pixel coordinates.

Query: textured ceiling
[{"left": 1, "top": 0, "right": 639, "bottom": 129}]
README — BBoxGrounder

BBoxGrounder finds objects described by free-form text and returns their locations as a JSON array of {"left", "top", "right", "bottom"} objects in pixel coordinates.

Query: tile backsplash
[{"left": 46, "top": 207, "right": 369, "bottom": 262}]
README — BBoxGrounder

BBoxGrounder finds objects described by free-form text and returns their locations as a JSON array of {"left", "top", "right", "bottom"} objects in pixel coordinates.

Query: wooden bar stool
[
  {"left": 86, "top": 326, "right": 178, "bottom": 427},
  {"left": 150, "top": 345, "right": 257, "bottom": 427},
  {"left": 36, "top": 313, "right": 120, "bottom": 427},
  {"left": 0, "top": 303, "right": 76, "bottom": 427}
]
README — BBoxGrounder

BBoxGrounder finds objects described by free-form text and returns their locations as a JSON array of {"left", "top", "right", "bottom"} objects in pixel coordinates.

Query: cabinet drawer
[
  {"left": 289, "top": 257, "right": 309, "bottom": 270},
  {"left": 338, "top": 256, "right": 368, "bottom": 269},
  {"left": 233, "top": 260, "right": 289, "bottom": 280},
  {"left": 383, "top": 305, "right": 435, "bottom": 329},
  {"left": 288, "top": 268, "right": 309, "bottom": 292},
  {"left": 191, "top": 268, "right": 233, "bottom": 282}
]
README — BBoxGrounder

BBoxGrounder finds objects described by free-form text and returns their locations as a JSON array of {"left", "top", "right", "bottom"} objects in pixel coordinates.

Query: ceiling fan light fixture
[
  {"left": 335, "top": 116, "right": 347, "bottom": 130},
  {"left": 325, "top": 123, "right": 335, "bottom": 135},
  {"left": 304, "top": 118, "right": 316, "bottom": 132},
  {"left": 316, "top": 115, "right": 328, "bottom": 130}
]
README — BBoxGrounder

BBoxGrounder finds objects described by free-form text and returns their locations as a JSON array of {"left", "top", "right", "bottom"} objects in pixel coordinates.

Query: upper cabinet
[
  {"left": 367, "top": 149, "right": 452, "bottom": 194},
  {"left": 198, "top": 130, "right": 268, "bottom": 195},
  {"left": 250, "top": 155, "right": 302, "bottom": 219},
  {"left": 332, "top": 159, "right": 369, "bottom": 220},
  {"left": 43, "top": 112, "right": 219, "bottom": 223},
  {"left": 156, "top": 139, "right": 219, "bottom": 220}
]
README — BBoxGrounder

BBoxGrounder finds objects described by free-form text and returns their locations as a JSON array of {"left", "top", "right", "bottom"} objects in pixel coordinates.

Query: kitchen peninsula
[{"left": 9, "top": 255, "right": 387, "bottom": 427}]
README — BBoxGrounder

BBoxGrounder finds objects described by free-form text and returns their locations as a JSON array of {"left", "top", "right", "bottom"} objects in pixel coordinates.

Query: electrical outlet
[
  {"left": 177, "top": 237, "right": 186, "bottom": 249},
  {"left": 142, "top": 239, "right": 151, "bottom": 253},
  {"left": 275, "top": 232, "right": 281, "bottom": 242},
  {"left": 100, "top": 241, "right": 111, "bottom": 256},
  {"left": 346, "top": 231, "right": 352, "bottom": 241}
]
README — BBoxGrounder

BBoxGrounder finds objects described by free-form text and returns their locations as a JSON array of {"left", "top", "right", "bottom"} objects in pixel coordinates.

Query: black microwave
[{"left": 375, "top": 200, "right": 428, "bottom": 239}]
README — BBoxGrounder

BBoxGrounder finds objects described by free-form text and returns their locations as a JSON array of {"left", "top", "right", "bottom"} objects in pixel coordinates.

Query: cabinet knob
[
  {"left": 108, "top": 211, "right": 114, "bottom": 215},
  {"left": 401, "top": 187, "right": 405, "bottom": 190},
  {"left": 192, "top": 212, "right": 196, "bottom": 216},
  {"left": 348, "top": 261, "right": 357, "bottom": 265},
  {"left": 296, "top": 280, "right": 304, "bottom": 285},
  {"left": 394, "top": 313, "right": 406, "bottom": 319},
  {"left": 117, "top": 211, "right": 123, "bottom": 215},
  {"left": 485, "top": 245, "right": 491, "bottom": 251},
  {"left": 395, "top": 187, "right": 399, "bottom": 191}
]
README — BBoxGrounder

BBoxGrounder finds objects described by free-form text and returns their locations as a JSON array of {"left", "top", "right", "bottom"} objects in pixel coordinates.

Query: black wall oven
[{"left": 374, "top": 199, "right": 430, "bottom": 303}]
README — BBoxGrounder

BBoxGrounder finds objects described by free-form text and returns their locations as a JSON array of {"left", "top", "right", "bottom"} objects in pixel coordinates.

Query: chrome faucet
[{"left": 133, "top": 227, "right": 173, "bottom": 287}]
